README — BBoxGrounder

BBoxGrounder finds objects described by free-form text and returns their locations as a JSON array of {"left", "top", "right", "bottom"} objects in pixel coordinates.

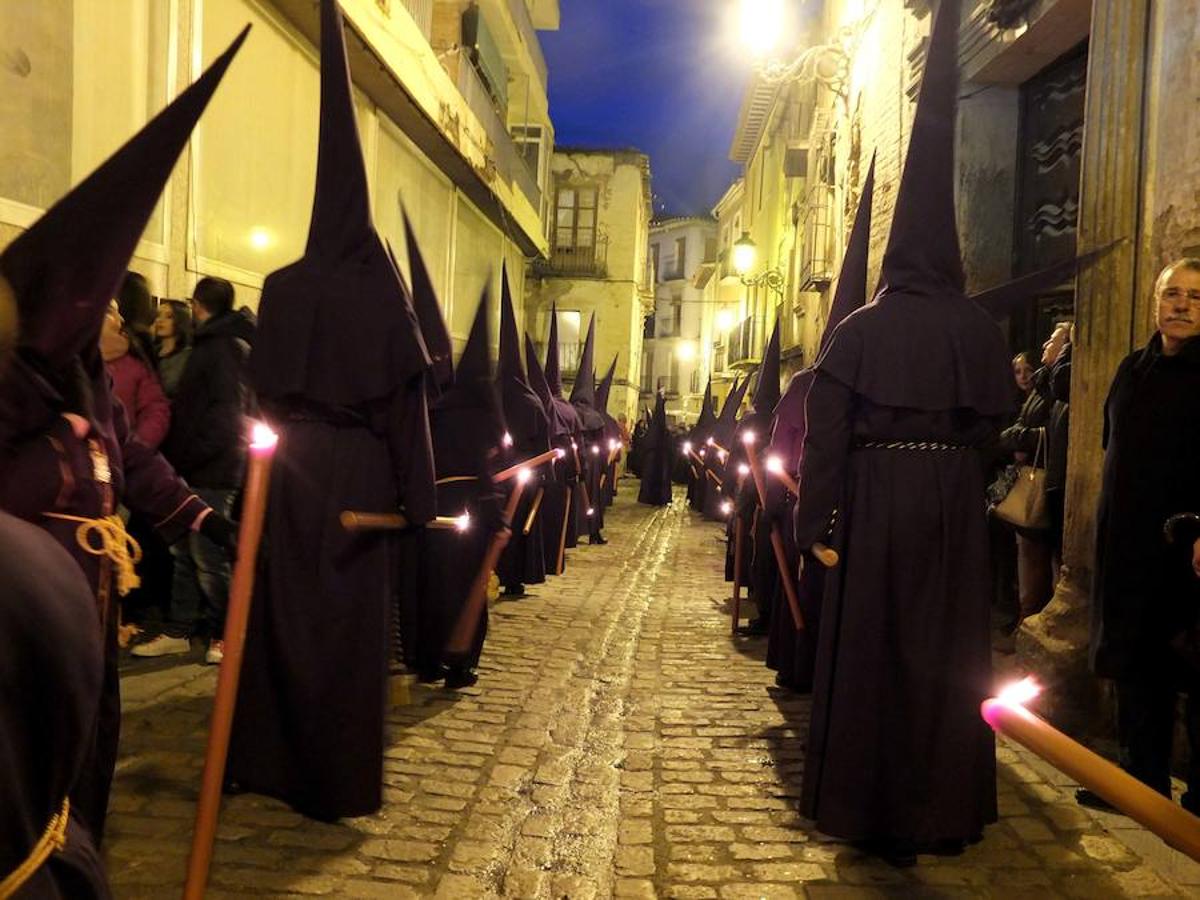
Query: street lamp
[
  {"left": 736, "top": 0, "right": 853, "bottom": 99},
  {"left": 732, "top": 231, "right": 784, "bottom": 298}
]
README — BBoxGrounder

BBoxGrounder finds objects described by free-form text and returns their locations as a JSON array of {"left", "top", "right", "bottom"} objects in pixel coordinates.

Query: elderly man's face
[{"left": 1156, "top": 266, "right": 1200, "bottom": 346}]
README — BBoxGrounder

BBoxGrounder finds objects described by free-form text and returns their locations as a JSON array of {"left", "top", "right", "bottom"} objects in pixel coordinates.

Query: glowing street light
[
  {"left": 675, "top": 341, "right": 698, "bottom": 362},
  {"left": 716, "top": 309, "right": 736, "bottom": 334},
  {"left": 732, "top": 232, "right": 757, "bottom": 276},
  {"left": 738, "top": 0, "right": 787, "bottom": 58}
]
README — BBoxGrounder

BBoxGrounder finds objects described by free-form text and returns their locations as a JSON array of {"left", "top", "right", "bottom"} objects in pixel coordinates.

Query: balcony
[
  {"left": 726, "top": 316, "right": 759, "bottom": 368},
  {"left": 799, "top": 182, "right": 835, "bottom": 290},
  {"left": 501, "top": 0, "right": 548, "bottom": 90},
  {"left": 536, "top": 341, "right": 582, "bottom": 374},
  {"left": 453, "top": 49, "right": 542, "bottom": 212},
  {"left": 399, "top": 0, "right": 433, "bottom": 40},
  {"left": 534, "top": 241, "right": 608, "bottom": 279}
]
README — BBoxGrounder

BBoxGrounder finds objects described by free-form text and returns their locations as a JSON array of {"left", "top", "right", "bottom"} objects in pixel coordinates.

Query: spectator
[
  {"left": 154, "top": 299, "right": 193, "bottom": 398},
  {"left": 1078, "top": 258, "right": 1200, "bottom": 814},
  {"left": 1012, "top": 350, "right": 1037, "bottom": 397},
  {"left": 1044, "top": 323, "right": 1073, "bottom": 566},
  {"left": 116, "top": 271, "right": 158, "bottom": 369},
  {"left": 133, "top": 277, "right": 251, "bottom": 665},
  {"left": 100, "top": 301, "right": 170, "bottom": 450}
]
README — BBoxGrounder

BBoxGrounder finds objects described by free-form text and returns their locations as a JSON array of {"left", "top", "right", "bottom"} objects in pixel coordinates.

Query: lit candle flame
[
  {"left": 517, "top": 468, "right": 532, "bottom": 484},
  {"left": 571, "top": 441, "right": 578, "bottom": 450},
  {"left": 742, "top": 431, "right": 757, "bottom": 446},
  {"left": 555, "top": 448, "right": 567, "bottom": 459},
  {"left": 718, "top": 450, "right": 728, "bottom": 463},
  {"left": 738, "top": 463, "right": 750, "bottom": 476},
  {"left": 586, "top": 507, "right": 595, "bottom": 517},
  {"left": 683, "top": 441, "right": 693, "bottom": 454},
  {"left": 766, "top": 455, "right": 784, "bottom": 474},
  {"left": 502, "top": 432, "right": 514, "bottom": 447},
  {"left": 706, "top": 437, "right": 714, "bottom": 446},
  {"left": 608, "top": 440, "right": 619, "bottom": 451},
  {"left": 699, "top": 449, "right": 707, "bottom": 458},
  {"left": 591, "top": 445, "right": 600, "bottom": 455},
  {"left": 454, "top": 512, "right": 471, "bottom": 532},
  {"left": 249, "top": 420, "right": 279, "bottom": 452},
  {"left": 720, "top": 500, "right": 733, "bottom": 516},
  {"left": 997, "top": 677, "right": 1041, "bottom": 708}
]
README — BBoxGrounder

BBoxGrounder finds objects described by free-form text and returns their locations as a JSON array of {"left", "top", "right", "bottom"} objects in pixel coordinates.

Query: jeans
[{"left": 165, "top": 487, "right": 234, "bottom": 640}]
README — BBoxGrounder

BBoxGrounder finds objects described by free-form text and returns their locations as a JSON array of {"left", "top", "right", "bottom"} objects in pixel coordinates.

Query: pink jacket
[{"left": 105, "top": 354, "right": 170, "bottom": 449}]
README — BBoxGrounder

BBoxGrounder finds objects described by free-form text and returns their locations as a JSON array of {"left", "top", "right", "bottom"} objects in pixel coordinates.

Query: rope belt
[
  {"left": 43, "top": 513, "right": 142, "bottom": 596},
  {"left": 853, "top": 440, "right": 971, "bottom": 452},
  {"left": 0, "top": 798, "right": 70, "bottom": 898}
]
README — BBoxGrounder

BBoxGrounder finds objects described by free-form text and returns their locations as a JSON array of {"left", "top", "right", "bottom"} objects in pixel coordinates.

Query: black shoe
[
  {"left": 736, "top": 619, "right": 768, "bottom": 636},
  {"left": 589, "top": 535, "right": 608, "bottom": 546},
  {"left": 416, "top": 667, "right": 445, "bottom": 684},
  {"left": 1076, "top": 788, "right": 1124, "bottom": 814},
  {"left": 444, "top": 667, "right": 478, "bottom": 690},
  {"left": 503, "top": 584, "right": 527, "bottom": 598},
  {"left": 854, "top": 839, "right": 917, "bottom": 868}
]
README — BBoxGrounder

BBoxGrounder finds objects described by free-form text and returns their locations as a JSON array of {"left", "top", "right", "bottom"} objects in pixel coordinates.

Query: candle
[
  {"left": 185, "top": 420, "right": 278, "bottom": 899},
  {"left": 981, "top": 684, "right": 1200, "bottom": 862}
]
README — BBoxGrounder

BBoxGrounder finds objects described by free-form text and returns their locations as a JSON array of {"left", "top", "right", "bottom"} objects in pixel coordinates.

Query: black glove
[{"left": 200, "top": 512, "right": 239, "bottom": 557}]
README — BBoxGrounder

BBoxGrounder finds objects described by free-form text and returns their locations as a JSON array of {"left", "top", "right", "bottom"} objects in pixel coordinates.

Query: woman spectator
[
  {"left": 100, "top": 301, "right": 169, "bottom": 449},
  {"left": 117, "top": 271, "right": 158, "bottom": 369},
  {"left": 154, "top": 299, "right": 193, "bottom": 398}
]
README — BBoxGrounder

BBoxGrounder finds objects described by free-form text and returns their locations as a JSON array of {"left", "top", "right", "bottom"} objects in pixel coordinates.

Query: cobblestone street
[{"left": 108, "top": 489, "right": 1200, "bottom": 898}]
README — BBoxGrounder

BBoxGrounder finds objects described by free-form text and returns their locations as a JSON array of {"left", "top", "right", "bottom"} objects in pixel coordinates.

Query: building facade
[
  {"left": 642, "top": 216, "right": 717, "bottom": 423},
  {"left": 526, "top": 147, "right": 654, "bottom": 425},
  {"left": 0, "top": 0, "right": 558, "bottom": 351}
]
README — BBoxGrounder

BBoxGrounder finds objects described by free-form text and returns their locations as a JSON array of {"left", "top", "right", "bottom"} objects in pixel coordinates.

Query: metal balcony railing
[
  {"left": 505, "top": 0, "right": 548, "bottom": 90},
  {"left": 454, "top": 49, "right": 543, "bottom": 212},
  {"left": 536, "top": 341, "right": 582, "bottom": 375},
  {"left": 799, "top": 182, "right": 835, "bottom": 290},
  {"left": 535, "top": 241, "right": 608, "bottom": 278},
  {"left": 399, "top": 0, "right": 433, "bottom": 40}
]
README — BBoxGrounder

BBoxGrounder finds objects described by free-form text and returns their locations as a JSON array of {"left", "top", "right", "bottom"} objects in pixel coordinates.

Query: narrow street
[{"left": 108, "top": 490, "right": 1200, "bottom": 899}]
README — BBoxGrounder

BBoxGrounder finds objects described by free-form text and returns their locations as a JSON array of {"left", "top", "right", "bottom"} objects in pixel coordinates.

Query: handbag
[{"left": 993, "top": 429, "right": 1049, "bottom": 531}]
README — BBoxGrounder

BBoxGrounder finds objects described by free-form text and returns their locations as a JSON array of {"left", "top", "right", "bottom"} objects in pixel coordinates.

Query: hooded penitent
[
  {"left": 594, "top": 354, "right": 620, "bottom": 507},
  {"left": 526, "top": 331, "right": 575, "bottom": 573},
  {"left": 637, "top": 391, "right": 673, "bottom": 507},
  {"left": 399, "top": 291, "right": 507, "bottom": 682},
  {"left": 544, "top": 305, "right": 584, "bottom": 549},
  {"left": 495, "top": 264, "right": 549, "bottom": 591},
  {"left": 0, "top": 512, "right": 107, "bottom": 897},
  {"left": 766, "top": 154, "right": 875, "bottom": 693},
  {"left": 570, "top": 314, "right": 606, "bottom": 538},
  {"left": 707, "top": 374, "right": 751, "bottom": 521},
  {"left": 403, "top": 210, "right": 454, "bottom": 392},
  {"left": 795, "top": 0, "right": 1006, "bottom": 849},
  {"left": 0, "top": 28, "right": 248, "bottom": 842},
  {"left": 228, "top": 0, "right": 436, "bottom": 823},
  {"left": 685, "top": 379, "right": 718, "bottom": 510}
]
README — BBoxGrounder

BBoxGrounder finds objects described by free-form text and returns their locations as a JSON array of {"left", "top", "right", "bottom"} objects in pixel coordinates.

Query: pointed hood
[
  {"left": 595, "top": 355, "right": 618, "bottom": 416},
  {"left": 876, "top": 0, "right": 963, "bottom": 299},
  {"left": 1, "top": 27, "right": 249, "bottom": 371},
  {"left": 690, "top": 379, "right": 717, "bottom": 441},
  {"left": 719, "top": 376, "right": 750, "bottom": 436},
  {"left": 544, "top": 303, "right": 564, "bottom": 397},
  {"left": 568, "top": 313, "right": 597, "bottom": 407},
  {"left": 971, "top": 240, "right": 1123, "bottom": 320},
  {"left": 524, "top": 332, "right": 556, "bottom": 415},
  {"left": 751, "top": 318, "right": 782, "bottom": 415},
  {"left": 307, "top": 0, "right": 370, "bottom": 258},
  {"left": 774, "top": 155, "right": 875, "bottom": 428},
  {"left": 402, "top": 210, "right": 453, "bottom": 389},
  {"left": 457, "top": 287, "right": 493, "bottom": 385},
  {"left": 498, "top": 264, "right": 548, "bottom": 450}
]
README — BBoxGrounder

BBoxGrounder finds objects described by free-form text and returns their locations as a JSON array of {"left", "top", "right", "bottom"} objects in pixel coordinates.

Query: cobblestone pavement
[{"left": 108, "top": 488, "right": 1200, "bottom": 898}]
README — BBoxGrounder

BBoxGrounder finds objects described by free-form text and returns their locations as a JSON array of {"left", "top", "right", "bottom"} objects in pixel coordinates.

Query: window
[
  {"left": 555, "top": 186, "right": 597, "bottom": 250},
  {"left": 675, "top": 237, "right": 687, "bottom": 276},
  {"left": 556, "top": 309, "right": 582, "bottom": 371},
  {"left": 650, "top": 243, "right": 660, "bottom": 283},
  {"left": 671, "top": 295, "right": 682, "bottom": 336},
  {"left": 512, "top": 125, "right": 545, "bottom": 187}
]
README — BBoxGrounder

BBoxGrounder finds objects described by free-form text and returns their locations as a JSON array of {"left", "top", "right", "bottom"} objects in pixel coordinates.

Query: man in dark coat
[
  {"left": 526, "top": 332, "right": 577, "bottom": 574},
  {"left": 794, "top": 0, "right": 1013, "bottom": 863},
  {"left": 0, "top": 32, "right": 246, "bottom": 841},
  {"left": 136, "top": 275, "right": 252, "bottom": 661},
  {"left": 495, "top": 266, "right": 550, "bottom": 597},
  {"left": 766, "top": 157, "right": 874, "bottom": 691},
  {"left": 570, "top": 314, "right": 607, "bottom": 545},
  {"left": 1081, "top": 258, "right": 1200, "bottom": 814},
  {"left": 637, "top": 391, "right": 673, "bottom": 506},
  {"left": 226, "top": 0, "right": 436, "bottom": 822},
  {"left": 399, "top": 292, "right": 507, "bottom": 689}
]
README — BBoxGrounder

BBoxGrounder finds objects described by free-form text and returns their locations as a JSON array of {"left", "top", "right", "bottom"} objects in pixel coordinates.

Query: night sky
[{"left": 541, "top": 0, "right": 752, "bottom": 219}]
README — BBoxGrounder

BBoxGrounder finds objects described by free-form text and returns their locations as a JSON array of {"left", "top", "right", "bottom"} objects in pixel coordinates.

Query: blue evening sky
[{"left": 541, "top": 0, "right": 752, "bottom": 219}]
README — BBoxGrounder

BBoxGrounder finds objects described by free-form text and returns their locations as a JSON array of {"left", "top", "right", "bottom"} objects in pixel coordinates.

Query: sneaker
[
  {"left": 205, "top": 640, "right": 225, "bottom": 665},
  {"left": 130, "top": 634, "right": 191, "bottom": 658}
]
